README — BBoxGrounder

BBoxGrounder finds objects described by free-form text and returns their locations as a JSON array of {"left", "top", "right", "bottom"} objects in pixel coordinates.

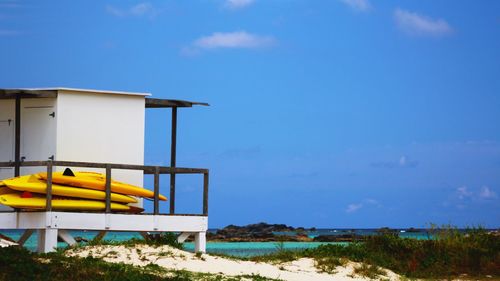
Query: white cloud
[
  {"left": 225, "top": 0, "right": 255, "bottom": 10},
  {"left": 182, "top": 31, "right": 276, "bottom": 55},
  {"left": 394, "top": 8, "right": 453, "bottom": 36},
  {"left": 456, "top": 186, "right": 472, "bottom": 200},
  {"left": 346, "top": 203, "right": 363, "bottom": 213},
  {"left": 106, "top": 2, "right": 157, "bottom": 18},
  {"left": 339, "top": 0, "right": 371, "bottom": 12},
  {"left": 346, "top": 198, "right": 381, "bottom": 213},
  {"left": 479, "top": 186, "right": 497, "bottom": 199},
  {"left": 194, "top": 31, "right": 275, "bottom": 49}
]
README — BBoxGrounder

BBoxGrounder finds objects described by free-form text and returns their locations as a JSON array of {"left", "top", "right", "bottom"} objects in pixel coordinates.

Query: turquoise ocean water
[{"left": 0, "top": 229, "right": 437, "bottom": 257}]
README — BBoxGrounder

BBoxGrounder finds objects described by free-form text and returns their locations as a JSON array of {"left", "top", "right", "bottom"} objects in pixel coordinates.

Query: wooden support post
[
  {"left": 17, "top": 229, "right": 35, "bottom": 246},
  {"left": 45, "top": 161, "right": 53, "bottom": 211},
  {"left": 194, "top": 232, "right": 206, "bottom": 253},
  {"left": 58, "top": 230, "right": 77, "bottom": 246},
  {"left": 154, "top": 166, "right": 160, "bottom": 215},
  {"left": 203, "top": 172, "right": 209, "bottom": 216},
  {"left": 169, "top": 107, "right": 177, "bottom": 214},
  {"left": 37, "top": 228, "right": 58, "bottom": 253},
  {"left": 105, "top": 165, "right": 112, "bottom": 213},
  {"left": 94, "top": 231, "right": 107, "bottom": 242},
  {"left": 139, "top": 232, "right": 150, "bottom": 241},
  {"left": 177, "top": 232, "right": 192, "bottom": 243},
  {"left": 14, "top": 95, "right": 20, "bottom": 176}
]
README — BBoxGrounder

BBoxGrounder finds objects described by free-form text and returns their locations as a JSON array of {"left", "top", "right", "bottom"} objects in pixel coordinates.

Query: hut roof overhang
[{"left": 0, "top": 88, "right": 209, "bottom": 108}]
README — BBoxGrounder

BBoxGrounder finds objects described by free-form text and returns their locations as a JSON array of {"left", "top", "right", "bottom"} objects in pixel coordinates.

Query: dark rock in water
[
  {"left": 309, "top": 227, "right": 317, "bottom": 231},
  {"left": 406, "top": 227, "right": 421, "bottom": 233},
  {"left": 208, "top": 222, "right": 313, "bottom": 242},
  {"left": 313, "top": 234, "right": 365, "bottom": 242},
  {"left": 74, "top": 236, "right": 89, "bottom": 243},
  {"left": 376, "top": 227, "right": 398, "bottom": 235}
]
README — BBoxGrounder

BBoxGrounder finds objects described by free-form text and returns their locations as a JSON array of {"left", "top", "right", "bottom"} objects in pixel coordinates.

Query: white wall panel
[{"left": 56, "top": 91, "right": 145, "bottom": 206}]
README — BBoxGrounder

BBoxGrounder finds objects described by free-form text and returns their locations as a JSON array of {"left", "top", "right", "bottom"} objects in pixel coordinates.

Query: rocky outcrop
[{"left": 207, "top": 222, "right": 313, "bottom": 242}]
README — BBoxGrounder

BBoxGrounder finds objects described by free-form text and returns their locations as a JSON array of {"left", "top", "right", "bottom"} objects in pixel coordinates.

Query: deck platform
[{"left": 0, "top": 211, "right": 208, "bottom": 253}]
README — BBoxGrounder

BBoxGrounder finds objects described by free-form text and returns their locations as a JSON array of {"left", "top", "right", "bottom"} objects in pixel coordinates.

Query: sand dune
[{"left": 66, "top": 245, "right": 401, "bottom": 281}]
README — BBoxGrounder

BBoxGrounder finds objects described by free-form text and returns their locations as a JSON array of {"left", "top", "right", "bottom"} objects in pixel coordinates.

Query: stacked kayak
[{"left": 0, "top": 168, "right": 167, "bottom": 213}]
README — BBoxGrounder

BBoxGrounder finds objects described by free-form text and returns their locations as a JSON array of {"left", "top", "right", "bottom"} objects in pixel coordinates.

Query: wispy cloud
[
  {"left": 479, "top": 186, "right": 497, "bottom": 199},
  {"left": 447, "top": 185, "right": 497, "bottom": 209},
  {"left": 371, "top": 155, "right": 418, "bottom": 169},
  {"left": 106, "top": 2, "right": 157, "bottom": 18},
  {"left": 394, "top": 8, "right": 453, "bottom": 36},
  {"left": 346, "top": 203, "right": 363, "bottom": 213},
  {"left": 181, "top": 31, "right": 276, "bottom": 56},
  {"left": 456, "top": 186, "right": 472, "bottom": 200},
  {"left": 346, "top": 199, "right": 381, "bottom": 213},
  {"left": 195, "top": 31, "right": 275, "bottom": 49},
  {"left": 339, "top": 0, "right": 371, "bottom": 12},
  {"left": 224, "top": 0, "right": 255, "bottom": 10}
]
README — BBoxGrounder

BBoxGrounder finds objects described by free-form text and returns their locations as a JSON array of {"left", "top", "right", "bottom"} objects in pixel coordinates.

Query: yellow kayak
[
  {"left": 38, "top": 171, "right": 167, "bottom": 200},
  {"left": 0, "top": 190, "right": 133, "bottom": 211},
  {"left": 3, "top": 175, "right": 137, "bottom": 204}
]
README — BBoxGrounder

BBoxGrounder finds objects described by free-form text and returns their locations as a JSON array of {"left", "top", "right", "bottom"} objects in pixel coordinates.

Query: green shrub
[
  {"left": 305, "top": 227, "right": 500, "bottom": 278},
  {"left": 86, "top": 232, "right": 183, "bottom": 250}
]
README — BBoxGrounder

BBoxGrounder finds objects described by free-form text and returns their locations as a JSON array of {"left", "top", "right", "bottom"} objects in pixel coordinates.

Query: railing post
[
  {"left": 45, "top": 161, "right": 53, "bottom": 212},
  {"left": 14, "top": 95, "right": 21, "bottom": 177},
  {"left": 203, "top": 172, "right": 209, "bottom": 216},
  {"left": 154, "top": 166, "right": 160, "bottom": 215},
  {"left": 105, "top": 165, "right": 112, "bottom": 213},
  {"left": 169, "top": 107, "right": 178, "bottom": 214}
]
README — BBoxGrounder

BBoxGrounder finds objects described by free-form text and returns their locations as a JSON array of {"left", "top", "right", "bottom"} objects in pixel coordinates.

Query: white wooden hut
[{"left": 0, "top": 88, "right": 209, "bottom": 253}]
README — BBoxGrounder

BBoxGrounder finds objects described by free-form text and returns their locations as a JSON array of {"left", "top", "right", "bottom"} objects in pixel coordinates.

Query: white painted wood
[
  {"left": 177, "top": 232, "right": 193, "bottom": 243},
  {"left": 37, "top": 228, "right": 58, "bottom": 253},
  {"left": 1, "top": 212, "right": 207, "bottom": 232},
  {"left": 0, "top": 212, "right": 17, "bottom": 228},
  {"left": 0, "top": 212, "right": 208, "bottom": 253},
  {"left": 194, "top": 232, "right": 206, "bottom": 253},
  {"left": 20, "top": 98, "right": 57, "bottom": 175},
  {"left": 58, "top": 229, "right": 77, "bottom": 246},
  {"left": 18, "top": 212, "right": 51, "bottom": 229},
  {"left": 49, "top": 212, "right": 208, "bottom": 232},
  {"left": 17, "top": 229, "right": 35, "bottom": 246},
  {"left": 55, "top": 90, "right": 145, "bottom": 207}
]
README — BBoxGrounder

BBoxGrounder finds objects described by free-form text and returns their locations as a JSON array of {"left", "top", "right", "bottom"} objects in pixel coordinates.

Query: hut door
[{"left": 21, "top": 103, "right": 56, "bottom": 174}]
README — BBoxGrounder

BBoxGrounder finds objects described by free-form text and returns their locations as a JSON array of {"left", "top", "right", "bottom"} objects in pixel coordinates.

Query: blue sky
[{"left": 1, "top": 0, "right": 499, "bottom": 228}]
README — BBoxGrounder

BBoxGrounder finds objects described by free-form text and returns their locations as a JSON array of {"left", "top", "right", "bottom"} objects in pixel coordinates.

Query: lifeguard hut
[{"left": 0, "top": 88, "right": 209, "bottom": 253}]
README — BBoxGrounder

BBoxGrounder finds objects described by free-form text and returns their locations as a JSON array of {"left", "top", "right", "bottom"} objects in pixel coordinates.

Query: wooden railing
[{"left": 0, "top": 161, "right": 209, "bottom": 216}]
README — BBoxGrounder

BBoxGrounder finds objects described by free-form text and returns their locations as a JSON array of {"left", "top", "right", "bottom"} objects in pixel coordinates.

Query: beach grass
[
  {"left": 83, "top": 232, "right": 184, "bottom": 249},
  {"left": 251, "top": 226, "right": 499, "bottom": 279},
  {"left": 0, "top": 246, "right": 278, "bottom": 281}
]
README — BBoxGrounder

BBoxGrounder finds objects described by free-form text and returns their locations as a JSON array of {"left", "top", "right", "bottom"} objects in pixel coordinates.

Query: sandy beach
[{"left": 66, "top": 245, "right": 401, "bottom": 281}]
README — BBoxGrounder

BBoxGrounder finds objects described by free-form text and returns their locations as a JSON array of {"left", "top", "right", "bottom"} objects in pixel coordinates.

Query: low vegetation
[
  {"left": 0, "top": 246, "right": 277, "bottom": 281},
  {"left": 85, "top": 232, "right": 183, "bottom": 249},
  {"left": 252, "top": 226, "right": 500, "bottom": 279}
]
